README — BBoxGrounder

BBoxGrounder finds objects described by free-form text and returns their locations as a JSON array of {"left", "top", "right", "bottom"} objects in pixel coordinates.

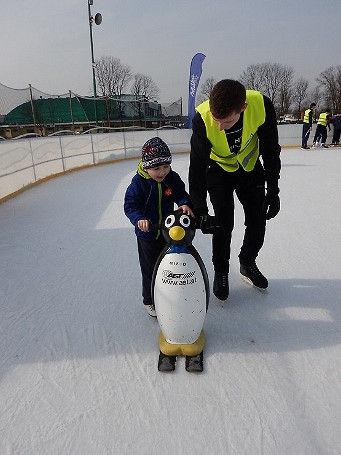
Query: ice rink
[{"left": 1, "top": 148, "right": 340, "bottom": 454}]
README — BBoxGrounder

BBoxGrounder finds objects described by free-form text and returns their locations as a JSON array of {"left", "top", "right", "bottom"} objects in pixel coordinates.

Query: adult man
[
  {"left": 313, "top": 109, "right": 331, "bottom": 148},
  {"left": 331, "top": 113, "right": 341, "bottom": 146},
  {"left": 301, "top": 103, "right": 316, "bottom": 149},
  {"left": 188, "top": 79, "right": 281, "bottom": 301}
]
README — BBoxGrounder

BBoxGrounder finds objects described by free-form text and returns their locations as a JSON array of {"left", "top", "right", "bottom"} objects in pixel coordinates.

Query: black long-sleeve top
[{"left": 188, "top": 95, "right": 281, "bottom": 214}]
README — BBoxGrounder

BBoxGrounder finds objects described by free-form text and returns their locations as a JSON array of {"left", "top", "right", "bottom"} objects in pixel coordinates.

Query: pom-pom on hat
[{"left": 141, "top": 137, "right": 172, "bottom": 169}]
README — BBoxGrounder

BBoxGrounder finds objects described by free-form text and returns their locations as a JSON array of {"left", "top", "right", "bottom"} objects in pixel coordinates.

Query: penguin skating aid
[{"left": 151, "top": 210, "right": 209, "bottom": 372}]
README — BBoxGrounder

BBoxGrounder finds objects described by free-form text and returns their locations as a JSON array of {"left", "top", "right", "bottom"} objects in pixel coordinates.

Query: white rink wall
[
  {"left": 0, "top": 124, "right": 334, "bottom": 201},
  {"left": 0, "top": 129, "right": 191, "bottom": 200}
]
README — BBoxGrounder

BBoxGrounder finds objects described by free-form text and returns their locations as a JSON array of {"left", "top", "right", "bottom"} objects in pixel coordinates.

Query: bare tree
[
  {"left": 239, "top": 64, "right": 267, "bottom": 91},
  {"left": 261, "top": 63, "right": 284, "bottom": 105},
  {"left": 95, "top": 56, "right": 132, "bottom": 125},
  {"left": 197, "top": 77, "right": 216, "bottom": 104},
  {"left": 239, "top": 62, "right": 294, "bottom": 117},
  {"left": 131, "top": 73, "right": 159, "bottom": 100},
  {"left": 131, "top": 74, "right": 159, "bottom": 126},
  {"left": 95, "top": 56, "right": 132, "bottom": 96},
  {"left": 277, "top": 65, "right": 294, "bottom": 117},
  {"left": 292, "top": 78, "right": 309, "bottom": 119},
  {"left": 316, "top": 66, "right": 341, "bottom": 112}
]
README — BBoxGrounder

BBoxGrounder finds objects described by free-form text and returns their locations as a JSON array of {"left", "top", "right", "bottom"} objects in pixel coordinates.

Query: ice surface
[{"left": 1, "top": 150, "right": 340, "bottom": 454}]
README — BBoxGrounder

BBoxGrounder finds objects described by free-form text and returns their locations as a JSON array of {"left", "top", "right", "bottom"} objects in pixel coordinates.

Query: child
[{"left": 124, "top": 137, "right": 193, "bottom": 317}]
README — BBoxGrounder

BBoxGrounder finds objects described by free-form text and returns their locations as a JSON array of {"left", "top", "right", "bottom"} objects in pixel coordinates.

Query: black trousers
[
  {"left": 302, "top": 123, "right": 310, "bottom": 147},
  {"left": 313, "top": 125, "right": 327, "bottom": 144},
  {"left": 137, "top": 237, "right": 166, "bottom": 305},
  {"left": 206, "top": 160, "right": 266, "bottom": 272},
  {"left": 332, "top": 128, "right": 341, "bottom": 144}
]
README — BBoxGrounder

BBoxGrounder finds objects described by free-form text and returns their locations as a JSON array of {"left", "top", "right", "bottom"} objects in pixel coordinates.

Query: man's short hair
[{"left": 209, "top": 79, "right": 246, "bottom": 119}]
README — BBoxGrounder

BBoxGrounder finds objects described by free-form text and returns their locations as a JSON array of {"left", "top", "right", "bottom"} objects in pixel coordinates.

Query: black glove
[
  {"left": 196, "top": 214, "right": 221, "bottom": 234},
  {"left": 263, "top": 194, "right": 280, "bottom": 220},
  {"left": 263, "top": 181, "right": 280, "bottom": 220}
]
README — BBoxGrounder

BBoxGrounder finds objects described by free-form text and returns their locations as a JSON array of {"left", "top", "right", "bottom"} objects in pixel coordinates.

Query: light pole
[{"left": 87, "top": 0, "right": 102, "bottom": 125}]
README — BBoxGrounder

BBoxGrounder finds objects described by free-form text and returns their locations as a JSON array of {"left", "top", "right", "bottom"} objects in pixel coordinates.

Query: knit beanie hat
[{"left": 141, "top": 137, "right": 172, "bottom": 169}]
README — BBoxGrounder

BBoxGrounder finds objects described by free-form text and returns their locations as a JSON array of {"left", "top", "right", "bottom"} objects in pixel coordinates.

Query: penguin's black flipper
[
  {"left": 185, "top": 351, "right": 204, "bottom": 373},
  {"left": 158, "top": 351, "right": 176, "bottom": 372}
]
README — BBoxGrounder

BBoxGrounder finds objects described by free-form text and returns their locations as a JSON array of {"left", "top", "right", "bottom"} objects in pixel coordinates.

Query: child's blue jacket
[{"left": 124, "top": 161, "right": 192, "bottom": 241}]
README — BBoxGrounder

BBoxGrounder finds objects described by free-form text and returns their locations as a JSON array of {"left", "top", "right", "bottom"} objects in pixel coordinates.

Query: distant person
[
  {"left": 124, "top": 137, "right": 193, "bottom": 317},
  {"left": 188, "top": 79, "right": 281, "bottom": 301},
  {"left": 313, "top": 109, "right": 331, "bottom": 148},
  {"left": 331, "top": 114, "right": 341, "bottom": 146},
  {"left": 301, "top": 103, "right": 316, "bottom": 149}
]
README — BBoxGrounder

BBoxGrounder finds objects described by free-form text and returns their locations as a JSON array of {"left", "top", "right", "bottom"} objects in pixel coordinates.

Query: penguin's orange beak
[{"left": 169, "top": 226, "right": 185, "bottom": 241}]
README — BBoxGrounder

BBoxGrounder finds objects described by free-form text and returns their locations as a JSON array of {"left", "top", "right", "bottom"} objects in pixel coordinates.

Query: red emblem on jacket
[{"left": 165, "top": 188, "right": 173, "bottom": 197}]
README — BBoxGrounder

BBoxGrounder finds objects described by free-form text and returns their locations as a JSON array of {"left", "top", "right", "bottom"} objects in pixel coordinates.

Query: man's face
[{"left": 212, "top": 103, "right": 247, "bottom": 131}]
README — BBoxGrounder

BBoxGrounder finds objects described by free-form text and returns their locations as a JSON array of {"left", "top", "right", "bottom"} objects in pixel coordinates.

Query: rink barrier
[
  {"left": 0, "top": 129, "right": 191, "bottom": 203},
  {"left": 0, "top": 124, "right": 334, "bottom": 203}
]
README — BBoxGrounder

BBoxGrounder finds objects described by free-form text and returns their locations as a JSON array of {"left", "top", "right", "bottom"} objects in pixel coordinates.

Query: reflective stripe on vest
[
  {"left": 196, "top": 90, "right": 266, "bottom": 172},
  {"left": 304, "top": 109, "right": 311, "bottom": 123},
  {"left": 317, "top": 112, "right": 328, "bottom": 126}
]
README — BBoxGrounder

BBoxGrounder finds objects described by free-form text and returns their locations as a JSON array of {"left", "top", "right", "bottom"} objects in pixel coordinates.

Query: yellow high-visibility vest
[
  {"left": 196, "top": 90, "right": 266, "bottom": 172},
  {"left": 304, "top": 109, "right": 312, "bottom": 123},
  {"left": 317, "top": 112, "right": 328, "bottom": 126}
]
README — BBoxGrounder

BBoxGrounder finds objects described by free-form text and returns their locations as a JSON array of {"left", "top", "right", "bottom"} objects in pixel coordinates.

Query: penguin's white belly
[{"left": 154, "top": 252, "right": 206, "bottom": 344}]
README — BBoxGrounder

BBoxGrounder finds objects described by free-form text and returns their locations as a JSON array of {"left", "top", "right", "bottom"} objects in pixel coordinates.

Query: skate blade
[
  {"left": 215, "top": 296, "right": 226, "bottom": 307},
  {"left": 241, "top": 275, "right": 268, "bottom": 293}
]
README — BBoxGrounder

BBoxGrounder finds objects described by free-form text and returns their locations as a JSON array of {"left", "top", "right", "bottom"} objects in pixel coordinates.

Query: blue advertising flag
[{"left": 187, "top": 53, "right": 206, "bottom": 129}]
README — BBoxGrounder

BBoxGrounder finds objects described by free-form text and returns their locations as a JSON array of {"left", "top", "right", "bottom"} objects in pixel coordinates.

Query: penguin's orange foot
[{"left": 158, "top": 331, "right": 205, "bottom": 356}]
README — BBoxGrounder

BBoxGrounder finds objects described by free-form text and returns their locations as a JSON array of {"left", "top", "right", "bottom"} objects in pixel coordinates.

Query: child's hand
[
  {"left": 178, "top": 205, "right": 194, "bottom": 218},
  {"left": 137, "top": 219, "right": 150, "bottom": 232}
]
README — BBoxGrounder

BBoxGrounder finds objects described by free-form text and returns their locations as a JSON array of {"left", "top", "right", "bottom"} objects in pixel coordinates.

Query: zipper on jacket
[{"left": 156, "top": 182, "right": 162, "bottom": 239}]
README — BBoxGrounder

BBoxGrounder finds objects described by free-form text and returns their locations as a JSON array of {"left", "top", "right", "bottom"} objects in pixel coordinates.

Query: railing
[
  {"left": 0, "top": 128, "right": 191, "bottom": 201},
  {"left": 0, "top": 124, "right": 334, "bottom": 202}
]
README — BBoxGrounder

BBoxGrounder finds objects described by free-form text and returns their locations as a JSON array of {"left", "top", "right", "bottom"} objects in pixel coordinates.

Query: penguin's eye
[
  {"left": 180, "top": 214, "right": 191, "bottom": 228},
  {"left": 165, "top": 214, "right": 175, "bottom": 228}
]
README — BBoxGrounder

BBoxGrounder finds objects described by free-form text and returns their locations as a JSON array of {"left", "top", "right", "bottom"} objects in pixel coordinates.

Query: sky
[
  {"left": 1, "top": 148, "right": 341, "bottom": 453},
  {"left": 1, "top": 1, "right": 341, "bottom": 107}
]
